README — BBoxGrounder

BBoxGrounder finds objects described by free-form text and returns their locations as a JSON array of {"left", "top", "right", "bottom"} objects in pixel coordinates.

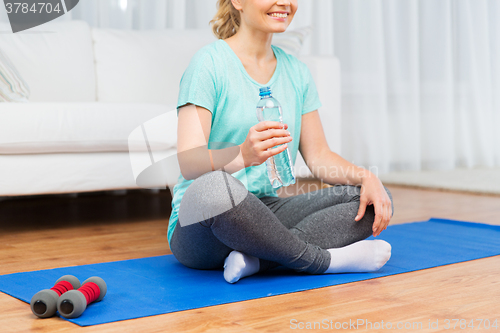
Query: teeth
[{"left": 269, "top": 13, "right": 287, "bottom": 18}]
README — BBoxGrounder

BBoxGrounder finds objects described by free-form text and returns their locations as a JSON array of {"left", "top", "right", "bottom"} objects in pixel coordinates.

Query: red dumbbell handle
[
  {"left": 78, "top": 282, "right": 101, "bottom": 305},
  {"left": 50, "top": 280, "right": 74, "bottom": 296}
]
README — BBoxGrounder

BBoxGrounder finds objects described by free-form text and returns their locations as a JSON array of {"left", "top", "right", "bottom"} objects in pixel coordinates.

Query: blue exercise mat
[{"left": 1, "top": 217, "right": 500, "bottom": 326}]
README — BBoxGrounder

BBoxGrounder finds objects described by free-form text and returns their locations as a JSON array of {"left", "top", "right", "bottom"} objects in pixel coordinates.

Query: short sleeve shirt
[{"left": 168, "top": 39, "right": 322, "bottom": 243}]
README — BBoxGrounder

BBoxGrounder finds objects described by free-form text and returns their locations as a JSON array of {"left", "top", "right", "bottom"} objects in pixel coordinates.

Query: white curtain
[
  {"left": 333, "top": 0, "right": 500, "bottom": 174},
  {"left": 1, "top": 0, "right": 498, "bottom": 174}
]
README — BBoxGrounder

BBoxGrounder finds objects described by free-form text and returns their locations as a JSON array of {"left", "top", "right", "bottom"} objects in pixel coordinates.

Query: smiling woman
[
  {"left": 169, "top": 0, "right": 394, "bottom": 284},
  {"left": 210, "top": 0, "right": 296, "bottom": 39}
]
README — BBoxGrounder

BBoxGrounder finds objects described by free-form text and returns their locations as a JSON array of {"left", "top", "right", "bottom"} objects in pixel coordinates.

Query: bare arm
[
  {"left": 177, "top": 104, "right": 244, "bottom": 180},
  {"left": 299, "top": 110, "right": 369, "bottom": 185},
  {"left": 299, "top": 110, "right": 392, "bottom": 237}
]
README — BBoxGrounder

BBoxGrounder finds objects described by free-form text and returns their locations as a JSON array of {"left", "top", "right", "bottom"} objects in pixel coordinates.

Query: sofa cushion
[
  {"left": 92, "top": 28, "right": 217, "bottom": 105},
  {"left": 0, "top": 46, "right": 30, "bottom": 102},
  {"left": 0, "top": 20, "right": 96, "bottom": 102},
  {"left": 0, "top": 103, "right": 176, "bottom": 154}
]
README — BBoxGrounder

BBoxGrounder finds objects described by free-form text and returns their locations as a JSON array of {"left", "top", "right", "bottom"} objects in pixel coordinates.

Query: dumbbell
[
  {"left": 30, "top": 275, "right": 81, "bottom": 318},
  {"left": 57, "top": 276, "right": 107, "bottom": 318}
]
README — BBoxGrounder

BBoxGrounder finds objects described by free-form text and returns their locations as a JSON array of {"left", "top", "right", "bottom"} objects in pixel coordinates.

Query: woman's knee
[
  {"left": 173, "top": 248, "right": 227, "bottom": 270},
  {"left": 174, "top": 250, "right": 226, "bottom": 270},
  {"left": 178, "top": 171, "right": 249, "bottom": 227},
  {"left": 343, "top": 183, "right": 393, "bottom": 217},
  {"left": 383, "top": 186, "right": 395, "bottom": 217},
  {"left": 170, "top": 220, "right": 231, "bottom": 270}
]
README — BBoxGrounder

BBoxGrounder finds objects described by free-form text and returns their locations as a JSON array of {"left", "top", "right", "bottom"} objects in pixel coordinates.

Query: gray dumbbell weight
[
  {"left": 57, "top": 276, "right": 107, "bottom": 318},
  {"left": 30, "top": 275, "right": 81, "bottom": 318}
]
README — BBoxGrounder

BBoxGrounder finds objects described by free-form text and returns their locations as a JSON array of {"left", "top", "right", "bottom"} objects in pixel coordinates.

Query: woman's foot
[
  {"left": 223, "top": 250, "right": 260, "bottom": 283},
  {"left": 325, "top": 239, "right": 392, "bottom": 273}
]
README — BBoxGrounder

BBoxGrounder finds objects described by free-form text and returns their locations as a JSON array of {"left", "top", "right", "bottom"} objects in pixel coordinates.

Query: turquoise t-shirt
[{"left": 167, "top": 39, "right": 322, "bottom": 243}]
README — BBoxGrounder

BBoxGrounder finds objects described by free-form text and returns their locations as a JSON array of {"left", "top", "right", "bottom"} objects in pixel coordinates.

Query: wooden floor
[{"left": 1, "top": 182, "right": 499, "bottom": 332}]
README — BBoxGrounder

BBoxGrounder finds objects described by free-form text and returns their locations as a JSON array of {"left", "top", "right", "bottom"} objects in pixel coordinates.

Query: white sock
[
  {"left": 223, "top": 250, "right": 260, "bottom": 284},
  {"left": 325, "top": 239, "right": 392, "bottom": 273}
]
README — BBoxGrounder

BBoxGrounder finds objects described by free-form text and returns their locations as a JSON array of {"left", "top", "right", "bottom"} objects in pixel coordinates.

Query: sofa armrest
[{"left": 295, "top": 55, "right": 342, "bottom": 178}]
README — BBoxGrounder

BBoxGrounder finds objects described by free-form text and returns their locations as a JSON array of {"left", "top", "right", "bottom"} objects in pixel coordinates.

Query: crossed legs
[{"left": 169, "top": 171, "right": 394, "bottom": 283}]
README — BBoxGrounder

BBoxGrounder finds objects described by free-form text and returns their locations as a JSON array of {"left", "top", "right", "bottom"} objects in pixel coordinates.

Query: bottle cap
[{"left": 259, "top": 86, "right": 272, "bottom": 97}]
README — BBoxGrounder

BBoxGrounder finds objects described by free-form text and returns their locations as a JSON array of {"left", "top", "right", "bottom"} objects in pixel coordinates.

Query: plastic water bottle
[{"left": 256, "top": 86, "right": 296, "bottom": 188}]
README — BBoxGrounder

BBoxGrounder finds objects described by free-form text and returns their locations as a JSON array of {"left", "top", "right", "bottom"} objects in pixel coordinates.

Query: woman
[{"left": 168, "top": 0, "right": 394, "bottom": 283}]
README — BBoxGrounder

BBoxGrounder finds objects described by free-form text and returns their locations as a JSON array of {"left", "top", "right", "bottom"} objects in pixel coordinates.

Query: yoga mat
[{"left": 1, "top": 217, "right": 500, "bottom": 326}]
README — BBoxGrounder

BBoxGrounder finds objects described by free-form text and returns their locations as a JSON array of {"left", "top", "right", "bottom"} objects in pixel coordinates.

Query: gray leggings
[{"left": 170, "top": 171, "right": 394, "bottom": 274}]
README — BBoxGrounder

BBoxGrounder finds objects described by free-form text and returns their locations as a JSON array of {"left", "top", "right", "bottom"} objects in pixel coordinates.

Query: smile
[{"left": 268, "top": 12, "right": 288, "bottom": 18}]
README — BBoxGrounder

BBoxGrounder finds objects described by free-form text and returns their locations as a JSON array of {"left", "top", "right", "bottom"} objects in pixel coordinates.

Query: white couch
[{"left": 0, "top": 20, "right": 341, "bottom": 197}]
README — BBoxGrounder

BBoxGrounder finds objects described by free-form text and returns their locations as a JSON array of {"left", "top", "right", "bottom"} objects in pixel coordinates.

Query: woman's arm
[
  {"left": 177, "top": 104, "right": 244, "bottom": 180},
  {"left": 299, "top": 110, "right": 367, "bottom": 185},
  {"left": 299, "top": 110, "right": 392, "bottom": 236}
]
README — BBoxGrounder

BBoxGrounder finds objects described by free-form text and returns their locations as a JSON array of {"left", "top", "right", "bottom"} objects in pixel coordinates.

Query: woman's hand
[
  {"left": 354, "top": 173, "right": 393, "bottom": 237},
  {"left": 240, "top": 121, "right": 292, "bottom": 168}
]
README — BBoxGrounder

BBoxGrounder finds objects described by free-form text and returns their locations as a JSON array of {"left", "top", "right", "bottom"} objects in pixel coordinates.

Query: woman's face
[{"left": 233, "top": 0, "right": 298, "bottom": 34}]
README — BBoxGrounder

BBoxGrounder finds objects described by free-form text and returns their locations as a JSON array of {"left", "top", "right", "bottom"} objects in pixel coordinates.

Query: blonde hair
[{"left": 210, "top": 0, "right": 241, "bottom": 39}]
